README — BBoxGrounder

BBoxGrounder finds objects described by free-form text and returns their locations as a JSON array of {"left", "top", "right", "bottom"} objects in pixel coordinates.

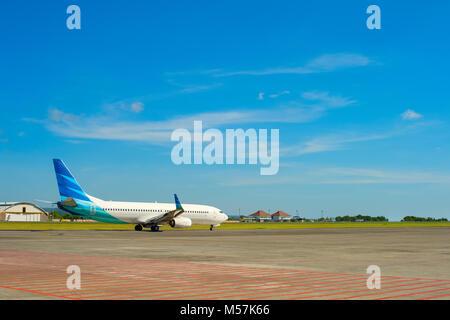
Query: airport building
[
  {"left": 0, "top": 202, "right": 49, "bottom": 222},
  {"left": 271, "top": 211, "right": 292, "bottom": 222},
  {"left": 248, "top": 210, "right": 272, "bottom": 222}
]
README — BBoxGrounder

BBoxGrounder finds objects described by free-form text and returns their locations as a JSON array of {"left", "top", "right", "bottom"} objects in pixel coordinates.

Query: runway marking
[
  {"left": 211, "top": 278, "right": 424, "bottom": 300},
  {"left": 375, "top": 287, "right": 450, "bottom": 300},
  {"left": 297, "top": 280, "right": 448, "bottom": 300},
  {"left": 418, "top": 291, "right": 450, "bottom": 300},
  {"left": 91, "top": 274, "right": 362, "bottom": 300},
  {"left": 26, "top": 270, "right": 352, "bottom": 299},
  {"left": 0, "top": 284, "right": 76, "bottom": 300},
  {"left": 0, "top": 249, "right": 448, "bottom": 300}
]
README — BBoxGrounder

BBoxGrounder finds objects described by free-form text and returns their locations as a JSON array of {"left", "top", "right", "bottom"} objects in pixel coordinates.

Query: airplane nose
[{"left": 221, "top": 213, "right": 228, "bottom": 222}]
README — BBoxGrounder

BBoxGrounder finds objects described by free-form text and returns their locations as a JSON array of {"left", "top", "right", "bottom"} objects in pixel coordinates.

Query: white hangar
[{"left": 0, "top": 202, "right": 48, "bottom": 222}]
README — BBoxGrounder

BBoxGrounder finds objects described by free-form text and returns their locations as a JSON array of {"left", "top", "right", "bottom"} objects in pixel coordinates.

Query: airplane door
[{"left": 90, "top": 205, "right": 96, "bottom": 216}]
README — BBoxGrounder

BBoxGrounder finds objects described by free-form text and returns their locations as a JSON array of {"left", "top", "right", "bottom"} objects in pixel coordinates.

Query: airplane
[{"left": 52, "top": 159, "right": 228, "bottom": 232}]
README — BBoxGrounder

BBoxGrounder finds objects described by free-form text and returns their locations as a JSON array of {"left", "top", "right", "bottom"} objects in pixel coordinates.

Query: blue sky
[{"left": 1, "top": 1, "right": 449, "bottom": 220}]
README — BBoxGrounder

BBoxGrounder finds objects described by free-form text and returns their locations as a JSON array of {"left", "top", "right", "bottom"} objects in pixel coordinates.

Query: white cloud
[
  {"left": 282, "top": 132, "right": 391, "bottom": 156},
  {"left": 25, "top": 92, "right": 355, "bottom": 145},
  {"left": 220, "top": 166, "right": 450, "bottom": 186},
  {"left": 401, "top": 109, "right": 423, "bottom": 120},
  {"left": 165, "top": 69, "right": 223, "bottom": 77},
  {"left": 64, "top": 140, "right": 85, "bottom": 144},
  {"left": 31, "top": 105, "right": 326, "bottom": 144},
  {"left": 166, "top": 79, "right": 222, "bottom": 94},
  {"left": 301, "top": 91, "right": 356, "bottom": 108},
  {"left": 179, "top": 83, "right": 222, "bottom": 93},
  {"left": 130, "top": 102, "right": 144, "bottom": 113},
  {"left": 257, "top": 92, "right": 264, "bottom": 100},
  {"left": 269, "top": 90, "right": 291, "bottom": 99},
  {"left": 282, "top": 116, "right": 438, "bottom": 158},
  {"left": 305, "top": 53, "right": 371, "bottom": 72},
  {"left": 108, "top": 101, "right": 144, "bottom": 113},
  {"left": 49, "top": 108, "right": 80, "bottom": 122},
  {"left": 215, "top": 53, "right": 371, "bottom": 77},
  {"left": 316, "top": 167, "right": 450, "bottom": 184}
]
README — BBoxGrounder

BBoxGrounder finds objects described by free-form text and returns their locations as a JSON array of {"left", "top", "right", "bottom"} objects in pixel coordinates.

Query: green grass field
[{"left": 0, "top": 221, "right": 449, "bottom": 231}]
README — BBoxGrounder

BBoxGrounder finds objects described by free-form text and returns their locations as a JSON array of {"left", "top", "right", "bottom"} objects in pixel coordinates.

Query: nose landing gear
[
  {"left": 210, "top": 225, "right": 214, "bottom": 231},
  {"left": 135, "top": 224, "right": 143, "bottom": 231}
]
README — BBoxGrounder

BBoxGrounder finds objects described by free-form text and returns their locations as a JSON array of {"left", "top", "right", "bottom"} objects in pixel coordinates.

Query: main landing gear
[{"left": 135, "top": 224, "right": 160, "bottom": 232}]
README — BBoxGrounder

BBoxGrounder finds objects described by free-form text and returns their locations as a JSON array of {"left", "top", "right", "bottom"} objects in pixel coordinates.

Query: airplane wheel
[
  {"left": 151, "top": 226, "right": 159, "bottom": 232},
  {"left": 135, "top": 224, "right": 143, "bottom": 231},
  {"left": 210, "top": 225, "right": 214, "bottom": 231}
]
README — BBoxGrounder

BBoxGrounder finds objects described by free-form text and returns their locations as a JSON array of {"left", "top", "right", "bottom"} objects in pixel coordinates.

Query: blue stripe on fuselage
[{"left": 59, "top": 199, "right": 127, "bottom": 224}]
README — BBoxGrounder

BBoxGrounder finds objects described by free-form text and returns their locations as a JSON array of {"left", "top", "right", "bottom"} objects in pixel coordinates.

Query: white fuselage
[{"left": 90, "top": 196, "right": 228, "bottom": 225}]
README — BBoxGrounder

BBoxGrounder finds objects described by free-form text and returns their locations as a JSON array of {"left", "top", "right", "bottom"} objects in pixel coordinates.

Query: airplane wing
[{"left": 139, "top": 194, "right": 184, "bottom": 226}]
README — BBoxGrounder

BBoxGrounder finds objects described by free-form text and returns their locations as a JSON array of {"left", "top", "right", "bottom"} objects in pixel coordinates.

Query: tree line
[
  {"left": 401, "top": 216, "right": 448, "bottom": 222},
  {"left": 49, "top": 210, "right": 84, "bottom": 221},
  {"left": 335, "top": 215, "right": 388, "bottom": 222}
]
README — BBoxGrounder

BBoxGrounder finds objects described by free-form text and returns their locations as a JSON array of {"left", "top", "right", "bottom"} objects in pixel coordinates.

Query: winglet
[{"left": 174, "top": 194, "right": 183, "bottom": 210}]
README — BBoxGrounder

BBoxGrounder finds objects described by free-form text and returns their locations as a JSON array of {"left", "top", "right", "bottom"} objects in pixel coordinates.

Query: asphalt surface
[{"left": 0, "top": 227, "right": 449, "bottom": 299}]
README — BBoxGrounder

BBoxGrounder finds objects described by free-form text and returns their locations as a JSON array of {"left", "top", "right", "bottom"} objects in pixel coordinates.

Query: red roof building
[
  {"left": 250, "top": 210, "right": 271, "bottom": 217},
  {"left": 271, "top": 211, "right": 292, "bottom": 221},
  {"left": 248, "top": 210, "right": 271, "bottom": 221}
]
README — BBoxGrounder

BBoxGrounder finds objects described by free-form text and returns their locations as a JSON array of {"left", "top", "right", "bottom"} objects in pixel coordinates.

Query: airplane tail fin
[
  {"left": 174, "top": 194, "right": 183, "bottom": 210},
  {"left": 53, "top": 159, "right": 91, "bottom": 202}
]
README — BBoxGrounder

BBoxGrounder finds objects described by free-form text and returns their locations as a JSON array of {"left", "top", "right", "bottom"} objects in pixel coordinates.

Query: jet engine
[{"left": 169, "top": 216, "right": 192, "bottom": 228}]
